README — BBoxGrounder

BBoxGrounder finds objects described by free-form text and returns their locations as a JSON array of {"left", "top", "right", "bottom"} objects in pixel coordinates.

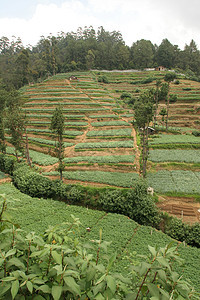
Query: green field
[{"left": 0, "top": 183, "right": 199, "bottom": 293}]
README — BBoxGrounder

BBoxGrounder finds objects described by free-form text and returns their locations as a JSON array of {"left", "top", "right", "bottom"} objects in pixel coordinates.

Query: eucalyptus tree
[
  {"left": 50, "top": 106, "right": 65, "bottom": 181},
  {"left": 134, "top": 89, "right": 154, "bottom": 178},
  {"left": 164, "top": 72, "right": 177, "bottom": 130}
]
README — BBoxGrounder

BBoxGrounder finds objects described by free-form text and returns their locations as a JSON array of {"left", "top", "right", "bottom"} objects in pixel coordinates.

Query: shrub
[
  {"left": 0, "top": 154, "right": 17, "bottom": 175},
  {"left": 192, "top": 130, "right": 200, "bottom": 137},
  {"left": 98, "top": 180, "right": 161, "bottom": 227},
  {"left": 0, "top": 220, "right": 195, "bottom": 299},
  {"left": 120, "top": 91, "right": 132, "bottom": 99},
  {"left": 13, "top": 165, "right": 53, "bottom": 198},
  {"left": 169, "top": 93, "right": 178, "bottom": 103},
  {"left": 67, "top": 186, "right": 84, "bottom": 203},
  {"left": 97, "top": 75, "right": 109, "bottom": 83}
]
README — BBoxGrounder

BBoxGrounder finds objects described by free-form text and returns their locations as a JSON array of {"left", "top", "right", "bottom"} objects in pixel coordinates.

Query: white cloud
[{"left": 0, "top": 0, "right": 199, "bottom": 49}]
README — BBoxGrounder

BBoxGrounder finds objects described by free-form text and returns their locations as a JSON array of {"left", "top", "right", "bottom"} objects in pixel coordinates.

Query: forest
[{"left": 1, "top": 25, "right": 200, "bottom": 89}]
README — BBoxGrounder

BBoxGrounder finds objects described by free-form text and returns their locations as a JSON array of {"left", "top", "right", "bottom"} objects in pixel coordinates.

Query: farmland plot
[
  {"left": 1, "top": 183, "right": 199, "bottom": 293},
  {"left": 149, "top": 149, "right": 200, "bottom": 163}
]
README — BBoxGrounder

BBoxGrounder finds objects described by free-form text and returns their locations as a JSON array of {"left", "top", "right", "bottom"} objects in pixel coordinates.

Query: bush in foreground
[{"left": 0, "top": 212, "right": 197, "bottom": 299}]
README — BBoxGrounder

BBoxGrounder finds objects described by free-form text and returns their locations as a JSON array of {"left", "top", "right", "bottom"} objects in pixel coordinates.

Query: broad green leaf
[
  {"left": 5, "top": 248, "right": 16, "bottom": 258},
  {"left": 148, "top": 245, "right": 157, "bottom": 257},
  {"left": 37, "top": 284, "right": 51, "bottom": 293},
  {"left": 157, "top": 257, "right": 170, "bottom": 270},
  {"left": 147, "top": 283, "right": 160, "bottom": 297},
  {"left": 26, "top": 281, "right": 33, "bottom": 294},
  {"left": 33, "top": 296, "right": 46, "bottom": 300},
  {"left": 52, "top": 285, "right": 63, "bottom": 300},
  {"left": 7, "top": 257, "right": 25, "bottom": 269},
  {"left": 2, "top": 276, "right": 16, "bottom": 282},
  {"left": 157, "top": 269, "right": 167, "bottom": 282},
  {"left": 94, "top": 293, "right": 105, "bottom": 300},
  {"left": 52, "top": 251, "right": 62, "bottom": 265},
  {"left": 64, "top": 276, "right": 81, "bottom": 296},
  {"left": 106, "top": 252, "right": 117, "bottom": 272},
  {"left": 106, "top": 275, "right": 116, "bottom": 294},
  {"left": 11, "top": 280, "right": 19, "bottom": 299}
]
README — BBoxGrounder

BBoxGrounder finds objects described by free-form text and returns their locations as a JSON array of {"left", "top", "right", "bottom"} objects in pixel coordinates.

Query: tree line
[{"left": 0, "top": 26, "right": 200, "bottom": 89}]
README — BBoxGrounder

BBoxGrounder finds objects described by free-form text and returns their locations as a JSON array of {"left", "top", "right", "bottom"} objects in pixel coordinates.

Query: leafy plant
[{"left": 0, "top": 219, "right": 197, "bottom": 299}]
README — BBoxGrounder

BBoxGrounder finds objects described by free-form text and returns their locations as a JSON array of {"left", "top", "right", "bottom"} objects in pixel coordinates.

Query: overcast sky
[{"left": 0, "top": 0, "right": 200, "bottom": 49}]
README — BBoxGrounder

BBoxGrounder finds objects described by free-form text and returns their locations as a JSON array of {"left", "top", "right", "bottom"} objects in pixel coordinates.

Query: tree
[
  {"left": 153, "top": 79, "right": 162, "bottom": 128},
  {"left": 164, "top": 72, "right": 177, "bottom": 130},
  {"left": 50, "top": 106, "right": 65, "bottom": 180},
  {"left": 156, "top": 39, "right": 176, "bottom": 68},
  {"left": 134, "top": 90, "right": 154, "bottom": 177},
  {"left": 130, "top": 39, "right": 155, "bottom": 69}
]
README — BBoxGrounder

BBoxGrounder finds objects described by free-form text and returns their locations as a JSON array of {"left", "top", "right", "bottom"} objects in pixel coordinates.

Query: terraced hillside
[
  {"left": 21, "top": 72, "right": 139, "bottom": 187},
  {"left": 9, "top": 71, "right": 198, "bottom": 196},
  {"left": 13, "top": 70, "right": 199, "bottom": 223}
]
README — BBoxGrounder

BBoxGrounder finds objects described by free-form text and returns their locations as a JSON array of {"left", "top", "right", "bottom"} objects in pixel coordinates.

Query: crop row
[
  {"left": 25, "top": 102, "right": 101, "bottom": 106},
  {"left": 148, "top": 149, "right": 200, "bottom": 163},
  {"left": 147, "top": 170, "right": 200, "bottom": 194},
  {"left": 27, "top": 114, "right": 86, "bottom": 119},
  {"left": 86, "top": 128, "right": 132, "bottom": 137},
  {"left": 75, "top": 140, "right": 134, "bottom": 149},
  {"left": 27, "top": 97, "right": 91, "bottom": 102},
  {"left": 26, "top": 128, "right": 83, "bottom": 136},
  {"left": 64, "top": 154, "right": 135, "bottom": 164},
  {"left": 89, "top": 114, "right": 119, "bottom": 119},
  {"left": 149, "top": 134, "right": 200, "bottom": 145},
  {"left": 91, "top": 120, "right": 129, "bottom": 127},
  {"left": 23, "top": 108, "right": 109, "bottom": 112},
  {"left": 43, "top": 170, "right": 139, "bottom": 187},
  {"left": 29, "top": 121, "right": 88, "bottom": 126},
  {"left": 28, "top": 136, "right": 74, "bottom": 147}
]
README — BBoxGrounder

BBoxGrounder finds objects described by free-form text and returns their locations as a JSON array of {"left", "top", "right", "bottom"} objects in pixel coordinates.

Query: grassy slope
[{"left": 1, "top": 182, "right": 200, "bottom": 292}]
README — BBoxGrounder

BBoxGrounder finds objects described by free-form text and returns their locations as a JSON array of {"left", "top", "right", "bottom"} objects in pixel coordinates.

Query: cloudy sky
[{"left": 0, "top": 0, "right": 200, "bottom": 49}]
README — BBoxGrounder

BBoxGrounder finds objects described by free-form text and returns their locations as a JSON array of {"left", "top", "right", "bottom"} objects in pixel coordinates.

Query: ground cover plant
[
  {"left": 0, "top": 183, "right": 199, "bottom": 298},
  {"left": 64, "top": 155, "right": 135, "bottom": 164},
  {"left": 147, "top": 170, "right": 200, "bottom": 194},
  {"left": 28, "top": 137, "right": 74, "bottom": 148},
  {"left": 43, "top": 170, "right": 139, "bottom": 187},
  {"left": 91, "top": 120, "right": 129, "bottom": 127},
  {"left": 74, "top": 140, "right": 134, "bottom": 150},
  {"left": 149, "top": 149, "right": 200, "bottom": 163},
  {"left": 86, "top": 128, "right": 132, "bottom": 138}
]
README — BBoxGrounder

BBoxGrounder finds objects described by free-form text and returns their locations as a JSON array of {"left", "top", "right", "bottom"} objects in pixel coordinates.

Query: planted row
[{"left": 64, "top": 154, "right": 135, "bottom": 164}]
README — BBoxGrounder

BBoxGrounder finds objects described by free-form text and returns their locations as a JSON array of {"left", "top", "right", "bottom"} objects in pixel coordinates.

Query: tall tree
[
  {"left": 153, "top": 79, "right": 162, "bottom": 128},
  {"left": 50, "top": 106, "right": 65, "bottom": 181},
  {"left": 164, "top": 72, "right": 177, "bottom": 130},
  {"left": 134, "top": 90, "right": 154, "bottom": 178},
  {"left": 6, "top": 93, "right": 26, "bottom": 161},
  {"left": 130, "top": 39, "right": 155, "bottom": 69}
]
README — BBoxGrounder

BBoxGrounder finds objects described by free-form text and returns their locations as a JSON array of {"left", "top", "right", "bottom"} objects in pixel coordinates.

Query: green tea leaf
[
  {"left": 11, "top": 280, "right": 19, "bottom": 299},
  {"left": 26, "top": 281, "right": 33, "bottom": 294},
  {"left": 52, "top": 285, "right": 62, "bottom": 300}
]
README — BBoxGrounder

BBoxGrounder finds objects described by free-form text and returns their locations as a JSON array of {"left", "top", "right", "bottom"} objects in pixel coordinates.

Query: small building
[
  {"left": 69, "top": 75, "right": 78, "bottom": 81},
  {"left": 155, "top": 66, "right": 166, "bottom": 71}
]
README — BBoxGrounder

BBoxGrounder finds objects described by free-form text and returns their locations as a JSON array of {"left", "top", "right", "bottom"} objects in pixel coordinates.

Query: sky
[{"left": 0, "top": 0, "right": 200, "bottom": 49}]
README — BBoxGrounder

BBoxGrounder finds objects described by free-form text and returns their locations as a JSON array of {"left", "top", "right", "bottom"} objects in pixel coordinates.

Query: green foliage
[
  {"left": 98, "top": 74, "right": 109, "bottom": 83},
  {"left": 192, "top": 130, "right": 200, "bottom": 137},
  {"left": 149, "top": 149, "right": 200, "bottom": 163},
  {"left": 13, "top": 164, "right": 53, "bottom": 198},
  {"left": 0, "top": 153, "right": 17, "bottom": 175},
  {"left": 164, "top": 217, "right": 200, "bottom": 247},
  {"left": 98, "top": 180, "right": 160, "bottom": 227},
  {"left": 0, "top": 220, "right": 197, "bottom": 299},
  {"left": 75, "top": 140, "right": 134, "bottom": 150},
  {"left": 67, "top": 186, "right": 84, "bottom": 203},
  {"left": 147, "top": 170, "right": 200, "bottom": 194}
]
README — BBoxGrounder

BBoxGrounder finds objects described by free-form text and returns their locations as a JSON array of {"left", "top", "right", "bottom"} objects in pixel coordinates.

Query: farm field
[
  {"left": 0, "top": 182, "right": 200, "bottom": 293},
  {"left": 4, "top": 70, "right": 200, "bottom": 222}
]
